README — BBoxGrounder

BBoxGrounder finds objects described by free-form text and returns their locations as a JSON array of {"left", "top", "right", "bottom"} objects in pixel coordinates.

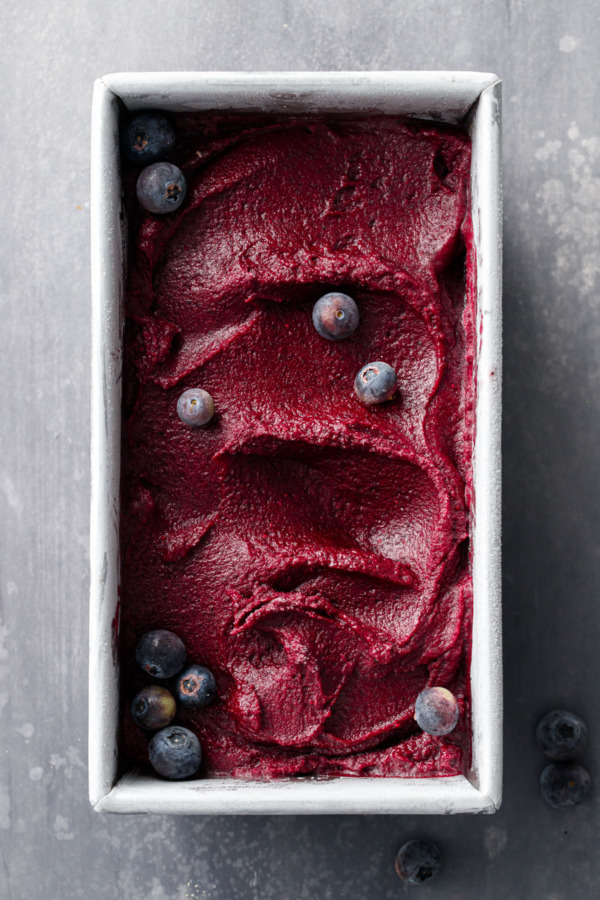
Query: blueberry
[
  {"left": 131, "top": 686, "right": 176, "bottom": 730},
  {"left": 136, "top": 162, "right": 187, "bottom": 214},
  {"left": 414, "top": 687, "right": 459, "bottom": 736},
  {"left": 312, "top": 292, "right": 359, "bottom": 340},
  {"left": 148, "top": 726, "right": 202, "bottom": 780},
  {"left": 135, "top": 630, "right": 186, "bottom": 679},
  {"left": 177, "top": 388, "right": 214, "bottom": 426},
  {"left": 123, "top": 114, "right": 176, "bottom": 165},
  {"left": 176, "top": 664, "right": 217, "bottom": 709},
  {"left": 395, "top": 840, "right": 441, "bottom": 885},
  {"left": 536, "top": 709, "right": 587, "bottom": 761},
  {"left": 354, "top": 361, "right": 397, "bottom": 405},
  {"left": 540, "top": 762, "right": 591, "bottom": 809}
]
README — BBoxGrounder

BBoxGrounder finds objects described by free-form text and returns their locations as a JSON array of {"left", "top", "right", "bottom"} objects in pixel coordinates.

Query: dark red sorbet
[{"left": 119, "top": 114, "right": 475, "bottom": 779}]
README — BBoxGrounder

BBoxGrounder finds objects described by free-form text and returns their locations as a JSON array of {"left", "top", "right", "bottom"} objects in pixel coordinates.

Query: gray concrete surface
[{"left": 1, "top": 1, "right": 600, "bottom": 897}]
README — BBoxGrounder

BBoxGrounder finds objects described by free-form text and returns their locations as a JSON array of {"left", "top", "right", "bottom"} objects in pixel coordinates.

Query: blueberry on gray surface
[
  {"left": 176, "top": 664, "right": 217, "bottom": 709},
  {"left": 131, "top": 685, "right": 176, "bottom": 730},
  {"left": 414, "top": 686, "right": 459, "bottom": 736},
  {"left": 354, "top": 361, "right": 397, "bottom": 405},
  {"left": 135, "top": 630, "right": 186, "bottom": 679},
  {"left": 540, "top": 762, "right": 591, "bottom": 809},
  {"left": 136, "top": 162, "right": 187, "bottom": 214},
  {"left": 177, "top": 388, "right": 214, "bottom": 426},
  {"left": 395, "top": 840, "right": 441, "bottom": 885},
  {"left": 536, "top": 709, "right": 587, "bottom": 760},
  {"left": 148, "top": 726, "right": 202, "bottom": 780},
  {"left": 312, "top": 292, "right": 359, "bottom": 340},
  {"left": 123, "top": 114, "right": 176, "bottom": 165}
]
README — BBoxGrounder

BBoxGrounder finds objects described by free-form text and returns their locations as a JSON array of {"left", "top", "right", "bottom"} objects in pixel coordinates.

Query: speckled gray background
[{"left": 1, "top": 1, "right": 599, "bottom": 897}]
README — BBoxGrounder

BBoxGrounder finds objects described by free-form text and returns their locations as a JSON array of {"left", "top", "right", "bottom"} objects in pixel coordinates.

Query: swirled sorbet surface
[{"left": 120, "top": 115, "right": 475, "bottom": 778}]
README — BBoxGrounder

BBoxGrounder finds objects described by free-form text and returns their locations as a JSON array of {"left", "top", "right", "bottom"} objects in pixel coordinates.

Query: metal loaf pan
[{"left": 90, "top": 71, "right": 502, "bottom": 815}]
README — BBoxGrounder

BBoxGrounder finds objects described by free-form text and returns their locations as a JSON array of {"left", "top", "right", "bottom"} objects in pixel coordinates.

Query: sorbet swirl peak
[{"left": 120, "top": 114, "right": 475, "bottom": 779}]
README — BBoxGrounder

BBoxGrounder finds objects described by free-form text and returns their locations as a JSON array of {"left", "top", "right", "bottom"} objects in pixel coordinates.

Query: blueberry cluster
[
  {"left": 132, "top": 629, "right": 217, "bottom": 780},
  {"left": 536, "top": 709, "right": 591, "bottom": 808},
  {"left": 123, "top": 113, "right": 187, "bottom": 215}
]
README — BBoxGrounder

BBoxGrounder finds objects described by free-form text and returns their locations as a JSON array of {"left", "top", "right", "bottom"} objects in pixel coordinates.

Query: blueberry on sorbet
[
  {"left": 395, "top": 840, "right": 441, "bottom": 885},
  {"left": 414, "top": 687, "right": 459, "bottom": 736},
  {"left": 176, "top": 664, "right": 217, "bottom": 710},
  {"left": 135, "top": 630, "right": 186, "bottom": 679},
  {"left": 536, "top": 709, "right": 587, "bottom": 761},
  {"left": 123, "top": 114, "right": 176, "bottom": 165},
  {"left": 312, "top": 292, "right": 359, "bottom": 340},
  {"left": 354, "top": 361, "right": 397, "bottom": 405},
  {"left": 540, "top": 762, "right": 591, "bottom": 809},
  {"left": 131, "top": 686, "right": 176, "bottom": 730},
  {"left": 136, "top": 162, "right": 187, "bottom": 214},
  {"left": 177, "top": 388, "right": 214, "bottom": 426},
  {"left": 149, "top": 726, "right": 202, "bottom": 780}
]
